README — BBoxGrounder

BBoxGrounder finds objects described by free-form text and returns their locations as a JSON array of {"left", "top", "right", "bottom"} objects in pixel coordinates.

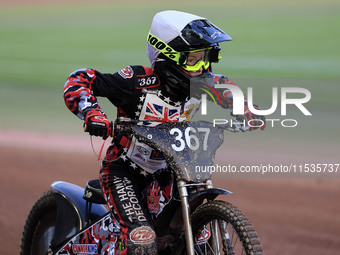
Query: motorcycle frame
[{"left": 49, "top": 179, "right": 232, "bottom": 254}]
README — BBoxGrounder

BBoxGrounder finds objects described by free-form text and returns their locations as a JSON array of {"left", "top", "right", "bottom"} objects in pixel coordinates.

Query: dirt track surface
[{"left": 1, "top": 132, "right": 340, "bottom": 255}]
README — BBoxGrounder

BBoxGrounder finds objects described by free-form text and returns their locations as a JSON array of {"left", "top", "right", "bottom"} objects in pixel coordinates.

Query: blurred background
[
  {"left": 1, "top": 0, "right": 339, "bottom": 162},
  {"left": 0, "top": 0, "right": 339, "bottom": 254}
]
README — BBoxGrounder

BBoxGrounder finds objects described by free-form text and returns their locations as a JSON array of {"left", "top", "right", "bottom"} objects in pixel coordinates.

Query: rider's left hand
[{"left": 232, "top": 105, "right": 266, "bottom": 131}]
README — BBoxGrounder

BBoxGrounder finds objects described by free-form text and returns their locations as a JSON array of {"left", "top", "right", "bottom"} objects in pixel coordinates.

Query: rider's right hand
[{"left": 84, "top": 110, "right": 113, "bottom": 139}]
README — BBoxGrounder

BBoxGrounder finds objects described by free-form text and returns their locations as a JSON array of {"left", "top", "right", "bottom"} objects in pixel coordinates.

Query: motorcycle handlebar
[{"left": 113, "top": 117, "right": 248, "bottom": 135}]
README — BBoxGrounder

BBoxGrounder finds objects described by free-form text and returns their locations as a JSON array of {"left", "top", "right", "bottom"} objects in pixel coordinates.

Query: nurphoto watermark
[
  {"left": 195, "top": 163, "right": 339, "bottom": 178},
  {"left": 191, "top": 77, "right": 312, "bottom": 128}
]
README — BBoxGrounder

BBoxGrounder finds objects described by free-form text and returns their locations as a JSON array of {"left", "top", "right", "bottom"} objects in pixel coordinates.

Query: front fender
[
  {"left": 50, "top": 181, "right": 107, "bottom": 247},
  {"left": 189, "top": 188, "right": 233, "bottom": 211},
  {"left": 167, "top": 188, "right": 233, "bottom": 231},
  {"left": 189, "top": 188, "right": 233, "bottom": 201}
]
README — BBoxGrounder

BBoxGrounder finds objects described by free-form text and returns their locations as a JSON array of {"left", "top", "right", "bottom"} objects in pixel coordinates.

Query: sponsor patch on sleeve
[{"left": 118, "top": 66, "right": 134, "bottom": 79}]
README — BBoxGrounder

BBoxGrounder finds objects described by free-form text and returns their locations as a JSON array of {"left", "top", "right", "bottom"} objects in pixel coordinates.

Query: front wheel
[
  {"left": 190, "top": 200, "right": 264, "bottom": 255},
  {"left": 20, "top": 191, "right": 57, "bottom": 255}
]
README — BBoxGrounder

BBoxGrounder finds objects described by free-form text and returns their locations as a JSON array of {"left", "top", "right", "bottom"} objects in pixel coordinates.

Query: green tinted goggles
[{"left": 148, "top": 31, "right": 221, "bottom": 72}]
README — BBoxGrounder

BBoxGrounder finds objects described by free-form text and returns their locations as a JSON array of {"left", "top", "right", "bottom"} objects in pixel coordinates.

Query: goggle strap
[
  {"left": 147, "top": 31, "right": 219, "bottom": 72},
  {"left": 147, "top": 31, "right": 181, "bottom": 63}
]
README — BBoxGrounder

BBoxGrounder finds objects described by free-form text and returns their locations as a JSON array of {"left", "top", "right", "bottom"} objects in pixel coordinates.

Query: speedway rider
[{"left": 63, "top": 10, "right": 265, "bottom": 255}]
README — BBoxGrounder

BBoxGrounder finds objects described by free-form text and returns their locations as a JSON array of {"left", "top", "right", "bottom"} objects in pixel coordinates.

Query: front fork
[
  {"left": 178, "top": 180, "right": 195, "bottom": 255},
  {"left": 178, "top": 180, "right": 224, "bottom": 255},
  {"left": 206, "top": 180, "right": 222, "bottom": 254}
]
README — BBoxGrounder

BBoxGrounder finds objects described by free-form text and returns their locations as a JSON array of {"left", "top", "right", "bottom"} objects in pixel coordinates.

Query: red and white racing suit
[{"left": 63, "top": 65, "right": 240, "bottom": 254}]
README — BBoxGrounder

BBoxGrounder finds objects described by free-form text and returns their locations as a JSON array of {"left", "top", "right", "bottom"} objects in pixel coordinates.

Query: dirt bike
[{"left": 20, "top": 119, "right": 264, "bottom": 255}]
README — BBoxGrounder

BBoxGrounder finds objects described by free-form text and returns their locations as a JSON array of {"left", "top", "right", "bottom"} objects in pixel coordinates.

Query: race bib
[{"left": 126, "top": 137, "right": 167, "bottom": 173}]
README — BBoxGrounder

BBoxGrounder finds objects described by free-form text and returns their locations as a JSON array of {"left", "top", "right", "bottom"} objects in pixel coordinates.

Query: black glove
[{"left": 84, "top": 113, "right": 113, "bottom": 139}]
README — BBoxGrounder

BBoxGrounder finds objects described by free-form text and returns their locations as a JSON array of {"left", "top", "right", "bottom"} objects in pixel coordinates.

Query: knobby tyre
[
  {"left": 190, "top": 200, "right": 264, "bottom": 255},
  {"left": 20, "top": 191, "right": 57, "bottom": 255}
]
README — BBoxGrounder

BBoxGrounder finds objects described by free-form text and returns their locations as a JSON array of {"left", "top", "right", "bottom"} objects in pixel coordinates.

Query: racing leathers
[{"left": 63, "top": 65, "right": 264, "bottom": 254}]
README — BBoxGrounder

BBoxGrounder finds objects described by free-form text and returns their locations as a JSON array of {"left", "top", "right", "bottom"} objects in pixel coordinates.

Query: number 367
[{"left": 170, "top": 127, "right": 210, "bottom": 152}]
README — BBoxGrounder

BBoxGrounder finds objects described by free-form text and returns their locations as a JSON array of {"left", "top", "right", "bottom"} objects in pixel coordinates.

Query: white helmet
[{"left": 147, "top": 10, "right": 232, "bottom": 96}]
